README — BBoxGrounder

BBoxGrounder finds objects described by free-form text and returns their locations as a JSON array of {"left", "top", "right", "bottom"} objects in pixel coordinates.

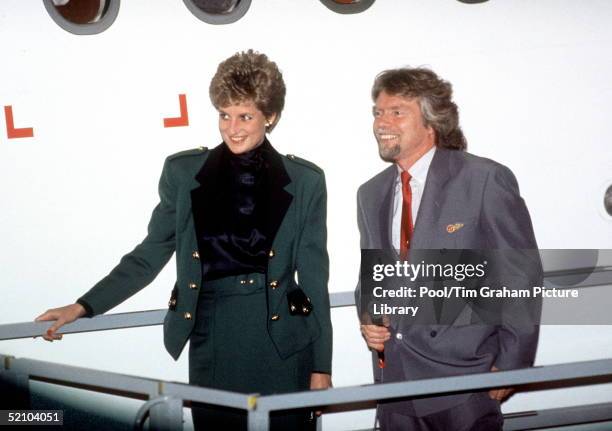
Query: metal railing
[
  {"left": 1, "top": 264, "right": 612, "bottom": 430},
  {"left": 2, "top": 354, "right": 612, "bottom": 430},
  {"left": 2, "top": 265, "right": 611, "bottom": 341}
]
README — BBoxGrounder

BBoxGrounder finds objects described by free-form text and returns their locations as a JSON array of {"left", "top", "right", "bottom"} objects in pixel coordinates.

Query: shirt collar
[{"left": 396, "top": 146, "right": 436, "bottom": 183}]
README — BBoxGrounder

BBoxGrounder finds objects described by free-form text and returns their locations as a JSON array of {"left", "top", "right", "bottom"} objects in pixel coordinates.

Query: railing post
[
  {"left": 247, "top": 408, "right": 270, "bottom": 431},
  {"left": 150, "top": 396, "right": 183, "bottom": 431},
  {"left": 134, "top": 395, "right": 183, "bottom": 431},
  {"left": 0, "top": 357, "right": 30, "bottom": 409}
]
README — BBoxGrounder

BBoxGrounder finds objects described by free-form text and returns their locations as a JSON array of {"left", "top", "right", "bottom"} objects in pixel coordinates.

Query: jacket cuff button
[
  {"left": 188, "top": 283, "right": 198, "bottom": 290},
  {"left": 269, "top": 280, "right": 278, "bottom": 289},
  {"left": 192, "top": 251, "right": 200, "bottom": 259},
  {"left": 184, "top": 312, "right": 192, "bottom": 320},
  {"left": 271, "top": 314, "right": 280, "bottom": 321}
]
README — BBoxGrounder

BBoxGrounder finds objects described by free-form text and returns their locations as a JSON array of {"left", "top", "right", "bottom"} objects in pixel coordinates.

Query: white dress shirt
[{"left": 391, "top": 147, "right": 436, "bottom": 250}]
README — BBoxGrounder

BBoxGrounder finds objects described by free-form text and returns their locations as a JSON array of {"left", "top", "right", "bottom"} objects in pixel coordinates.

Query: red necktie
[
  {"left": 400, "top": 171, "right": 413, "bottom": 260},
  {"left": 378, "top": 171, "right": 414, "bottom": 370}
]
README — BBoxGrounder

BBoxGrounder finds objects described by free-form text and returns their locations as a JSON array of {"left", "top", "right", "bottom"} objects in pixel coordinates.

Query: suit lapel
[
  {"left": 410, "top": 148, "right": 452, "bottom": 249},
  {"left": 409, "top": 148, "right": 461, "bottom": 323},
  {"left": 190, "top": 144, "right": 225, "bottom": 247},
  {"left": 372, "top": 166, "right": 396, "bottom": 250},
  {"left": 263, "top": 142, "right": 293, "bottom": 244}
]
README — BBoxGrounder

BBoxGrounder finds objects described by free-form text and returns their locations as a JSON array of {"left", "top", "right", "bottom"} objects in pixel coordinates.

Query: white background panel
[{"left": 1, "top": 1, "right": 611, "bottom": 429}]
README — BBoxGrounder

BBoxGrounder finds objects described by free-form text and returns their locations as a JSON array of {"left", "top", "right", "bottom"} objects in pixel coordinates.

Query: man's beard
[{"left": 378, "top": 140, "right": 400, "bottom": 162}]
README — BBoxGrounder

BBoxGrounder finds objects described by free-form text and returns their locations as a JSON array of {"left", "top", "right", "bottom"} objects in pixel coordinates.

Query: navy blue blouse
[{"left": 199, "top": 140, "right": 273, "bottom": 281}]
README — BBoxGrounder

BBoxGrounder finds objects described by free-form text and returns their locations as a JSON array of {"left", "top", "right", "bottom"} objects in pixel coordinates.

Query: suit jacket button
[
  {"left": 268, "top": 249, "right": 275, "bottom": 258},
  {"left": 395, "top": 332, "right": 403, "bottom": 340},
  {"left": 184, "top": 312, "right": 192, "bottom": 320},
  {"left": 240, "top": 279, "right": 247, "bottom": 285},
  {"left": 430, "top": 330, "right": 437, "bottom": 337},
  {"left": 189, "top": 282, "right": 198, "bottom": 290},
  {"left": 269, "top": 280, "right": 278, "bottom": 289},
  {"left": 168, "top": 299, "right": 177, "bottom": 307},
  {"left": 271, "top": 314, "right": 280, "bottom": 321},
  {"left": 192, "top": 251, "right": 200, "bottom": 259}
]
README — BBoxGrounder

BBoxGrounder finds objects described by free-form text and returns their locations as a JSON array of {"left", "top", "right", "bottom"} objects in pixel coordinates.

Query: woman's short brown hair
[
  {"left": 372, "top": 67, "right": 467, "bottom": 150},
  {"left": 210, "top": 50, "right": 286, "bottom": 132}
]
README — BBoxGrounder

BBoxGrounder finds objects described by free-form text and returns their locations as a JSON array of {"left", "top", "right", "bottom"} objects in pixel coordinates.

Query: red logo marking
[
  {"left": 5, "top": 105, "right": 34, "bottom": 139},
  {"left": 163, "top": 94, "right": 189, "bottom": 128}
]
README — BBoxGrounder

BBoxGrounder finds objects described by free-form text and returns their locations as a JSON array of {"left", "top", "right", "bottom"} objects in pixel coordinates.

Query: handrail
[
  {"left": 2, "top": 354, "right": 612, "bottom": 430},
  {"left": 255, "top": 359, "right": 612, "bottom": 411},
  {"left": 4, "top": 356, "right": 160, "bottom": 398},
  {"left": 1, "top": 265, "right": 611, "bottom": 341}
]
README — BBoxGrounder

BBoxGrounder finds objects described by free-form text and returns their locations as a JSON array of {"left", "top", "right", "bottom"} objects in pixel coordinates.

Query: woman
[{"left": 36, "top": 50, "right": 332, "bottom": 430}]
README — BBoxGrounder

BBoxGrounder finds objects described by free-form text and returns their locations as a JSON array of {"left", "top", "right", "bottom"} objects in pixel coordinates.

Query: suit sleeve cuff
[{"left": 76, "top": 298, "right": 94, "bottom": 318}]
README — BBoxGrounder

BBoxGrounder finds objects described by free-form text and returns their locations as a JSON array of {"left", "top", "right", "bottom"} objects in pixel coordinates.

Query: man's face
[{"left": 373, "top": 91, "right": 434, "bottom": 163}]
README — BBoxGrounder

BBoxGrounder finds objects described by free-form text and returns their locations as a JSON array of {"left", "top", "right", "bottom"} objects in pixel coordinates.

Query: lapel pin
[{"left": 446, "top": 223, "right": 464, "bottom": 233}]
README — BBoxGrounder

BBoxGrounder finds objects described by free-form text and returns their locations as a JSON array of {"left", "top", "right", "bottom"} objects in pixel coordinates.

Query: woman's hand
[
  {"left": 35, "top": 303, "right": 86, "bottom": 341},
  {"left": 310, "top": 372, "right": 332, "bottom": 417},
  {"left": 310, "top": 372, "right": 332, "bottom": 390}
]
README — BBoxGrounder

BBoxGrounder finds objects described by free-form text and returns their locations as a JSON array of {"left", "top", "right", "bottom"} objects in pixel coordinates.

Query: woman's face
[{"left": 218, "top": 101, "right": 276, "bottom": 154}]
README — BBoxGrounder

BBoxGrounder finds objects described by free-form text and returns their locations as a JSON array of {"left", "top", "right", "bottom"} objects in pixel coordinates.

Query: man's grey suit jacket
[{"left": 356, "top": 148, "right": 542, "bottom": 417}]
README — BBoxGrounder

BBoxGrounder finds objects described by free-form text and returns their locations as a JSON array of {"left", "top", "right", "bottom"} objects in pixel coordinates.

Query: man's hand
[
  {"left": 310, "top": 372, "right": 332, "bottom": 416},
  {"left": 488, "top": 366, "right": 514, "bottom": 401},
  {"left": 360, "top": 324, "right": 390, "bottom": 352},
  {"left": 35, "top": 303, "right": 86, "bottom": 341}
]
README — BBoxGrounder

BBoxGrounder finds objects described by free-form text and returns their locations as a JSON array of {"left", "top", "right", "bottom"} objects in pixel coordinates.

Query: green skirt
[{"left": 188, "top": 273, "right": 314, "bottom": 430}]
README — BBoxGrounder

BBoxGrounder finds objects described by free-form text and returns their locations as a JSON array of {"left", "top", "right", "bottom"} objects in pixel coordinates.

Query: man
[{"left": 356, "top": 67, "right": 542, "bottom": 431}]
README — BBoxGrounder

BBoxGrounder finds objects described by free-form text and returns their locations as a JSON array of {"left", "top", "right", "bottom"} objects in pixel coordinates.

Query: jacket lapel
[
  {"left": 263, "top": 142, "right": 293, "bottom": 244},
  {"left": 190, "top": 143, "right": 225, "bottom": 247},
  {"left": 368, "top": 165, "right": 396, "bottom": 250},
  {"left": 408, "top": 148, "right": 459, "bottom": 323},
  {"left": 410, "top": 148, "right": 452, "bottom": 249}
]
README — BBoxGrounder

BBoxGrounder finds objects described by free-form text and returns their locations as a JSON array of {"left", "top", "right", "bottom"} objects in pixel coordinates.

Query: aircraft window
[
  {"left": 319, "top": 0, "right": 375, "bottom": 14},
  {"left": 183, "top": 0, "right": 251, "bottom": 24},
  {"left": 43, "top": 0, "right": 119, "bottom": 35},
  {"left": 605, "top": 184, "right": 612, "bottom": 217}
]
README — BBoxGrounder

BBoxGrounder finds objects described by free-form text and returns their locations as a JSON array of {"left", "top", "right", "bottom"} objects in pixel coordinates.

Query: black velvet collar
[{"left": 190, "top": 138, "right": 293, "bottom": 276}]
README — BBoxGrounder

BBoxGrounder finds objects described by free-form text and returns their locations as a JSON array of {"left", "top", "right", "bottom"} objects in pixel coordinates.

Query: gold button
[
  {"left": 269, "top": 280, "right": 278, "bottom": 289},
  {"left": 268, "top": 249, "right": 275, "bottom": 258},
  {"left": 240, "top": 280, "right": 246, "bottom": 285},
  {"left": 184, "top": 312, "right": 192, "bottom": 320},
  {"left": 168, "top": 299, "right": 177, "bottom": 307},
  {"left": 192, "top": 251, "right": 200, "bottom": 259},
  {"left": 248, "top": 279, "right": 254, "bottom": 284},
  {"left": 189, "top": 282, "right": 198, "bottom": 290},
  {"left": 271, "top": 314, "right": 280, "bottom": 321}
]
